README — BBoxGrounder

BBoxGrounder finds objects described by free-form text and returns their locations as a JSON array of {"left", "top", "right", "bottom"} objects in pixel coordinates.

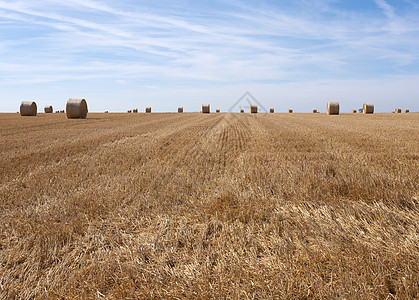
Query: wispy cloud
[{"left": 374, "top": 0, "right": 396, "bottom": 19}]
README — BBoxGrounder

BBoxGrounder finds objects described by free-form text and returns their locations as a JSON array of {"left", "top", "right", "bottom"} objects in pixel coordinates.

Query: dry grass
[{"left": 0, "top": 112, "right": 418, "bottom": 299}]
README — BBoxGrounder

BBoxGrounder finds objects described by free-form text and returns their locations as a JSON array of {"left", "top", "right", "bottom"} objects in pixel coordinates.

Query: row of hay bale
[
  {"left": 121, "top": 103, "right": 411, "bottom": 114},
  {"left": 127, "top": 107, "right": 154, "bottom": 113},
  {"left": 394, "top": 108, "right": 409, "bottom": 113},
  {"left": 328, "top": 102, "right": 373, "bottom": 115},
  {"left": 20, "top": 99, "right": 88, "bottom": 119},
  {"left": 127, "top": 107, "right": 187, "bottom": 113},
  {"left": 20, "top": 100, "right": 411, "bottom": 117}
]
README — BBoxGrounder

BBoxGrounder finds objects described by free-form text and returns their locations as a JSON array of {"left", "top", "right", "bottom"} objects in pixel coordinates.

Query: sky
[{"left": 0, "top": 0, "right": 418, "bottom": 113}]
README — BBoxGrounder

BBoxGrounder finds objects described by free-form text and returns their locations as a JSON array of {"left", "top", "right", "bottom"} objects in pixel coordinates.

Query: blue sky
[{"left": 0, "top": 0, "right": 418, "bottom": 112}]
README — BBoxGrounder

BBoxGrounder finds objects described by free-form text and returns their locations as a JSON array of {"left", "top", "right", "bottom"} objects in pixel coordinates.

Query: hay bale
[
  {"left": 216, "top": 109, "right": 220, "bottom": 113},
  {"left": 60, "top": 110, "right": 65, "bottom": 113},
  {"left": 363, "top": 103, "right": 374, "bottom": 114},
  {"left": 312, "top": 109, "right": 317, "bottom": 113},
  {"left": 44, "top": 105, "right": 53, "bottom": 113},
  {"left": 66, "top": 99, "right": 87, "bottom": 119},
  {"left": 202, "top": 104, "right": 210, "bottom": 113},
  {"left": 404, "top": 109, "right": 409, "bottom": 113},
  {"left": 104, "top": 111, "right": 109, "bottom": 113},
  {"left": 352, "top": 109, "right": 357, "bottom": 113},
  {"left": 146, "top": 107, "right": 151, "bottom": 113},
  {"left": 178, "top": 107, "right": 183, "bottom": 113},
  {"left": 127, "top": 110, "right": 132, "bottom": 113},
  {"left": 240, "top": 109, "right": 244, "bottom": 113},
  {"left": 133, "top": 108, "right": 138, "bottom": 113},
  {"left": 20, "top": 101, "right": 37, "bottom": 116},
  {"left": 270, "top": 108, "right": 274, "bottom": 113},
  {"left": 327, "top": 101, "right": 339, "bottom": 115},
  {"left": 288, "top": 109, "right": 293, "bottom": 113},
  {"left": 395, "top": 108, "right": 401, "bottom": 113},
  {"left": 250, "top": 105, "right": 257, "bottom": 113}
]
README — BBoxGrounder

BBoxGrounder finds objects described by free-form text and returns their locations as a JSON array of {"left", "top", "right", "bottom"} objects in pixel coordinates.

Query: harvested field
[{"left": 0, "top": 112, "right": 418, "bottom": 298}]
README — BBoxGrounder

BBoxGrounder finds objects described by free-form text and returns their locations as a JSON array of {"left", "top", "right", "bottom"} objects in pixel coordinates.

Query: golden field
[{"left": 0, "top": 112, "right": 418, "bottom": 299}]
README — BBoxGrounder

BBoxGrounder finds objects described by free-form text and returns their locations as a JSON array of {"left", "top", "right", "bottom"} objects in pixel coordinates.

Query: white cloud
[{"left": 374, "top": 0, "right": 396, "bottom": 19}]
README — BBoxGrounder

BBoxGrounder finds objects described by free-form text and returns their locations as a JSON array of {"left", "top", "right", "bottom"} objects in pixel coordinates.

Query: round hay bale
[
  {"left": 363, "top": 103, "right": 374, "bottom": 114},
  {"left": 240, "top": 109, "right": 244, "bottom": 113},
  {"left": 288, "top": 109, "right": 293, "bottom": 113},
  {"left": 327, "top": 101, "right": 339, "bottom": 115},
  {"left": 202, "top": 104, "right": 210, "bottom": 113},
  {"left": 66, "top": 98, "right": 88, "bottom": 119},
  {"left": 146, "top": 107, "right": 151, "bottom": 113},
  {"left": 20, "top": 101, "right": 37, "bottom": 116},
  {"left": 312, "top": 109, "right": 317, "bottom": 113},
  {"left": 395, "top": 108, "right": 401, "bottom": 113},
  {"left": 178, "top": 107, "right": 183, "bottom": 113},
  {"left": 44, "top": 105, "right": 53, "bottom": 113},
  {"left": 250, "top": 105, "right": 257, "bottom": 113},
  {"left": 352, "top": 109, "right": 357, "bottom": 113},
  {"left": 104, "top": 111, "right": 109, "bottom": 113},
  {"left": 60, "top": 110, "right": 65, "bottom": 113},
  {"left": 127, "top": 110, "right": 132, "bottom": 113},
  {"left": 270, "top": 108, "right": 274, "bottom": 113},
  {"left": 216, "top": 109, "right": 220, "bottom": 113},
  {"left": 133, "top": 108, "right": 138, "bottom": 113},
  {"left": 404, "top": 109, "right": 409, "bottom": 113}
]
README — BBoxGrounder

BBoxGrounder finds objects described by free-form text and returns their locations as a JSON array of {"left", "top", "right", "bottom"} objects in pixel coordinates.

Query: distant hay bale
[
  {"left": 60, "top": 110, "right": 65, "bottom": 113},
  {"left": 404, "top": 109, "right": 409, "bottom": 113},
  {"left": 20, "top": 101, "right": 37, "bottom": 116},
  {"left": 240, "top": 109, "right": 244, "bottom": 113},
  {"left": 352, "top": 109, "right": 357, "bottom": 113},
  {"left": 216, "top": 109, "right": 220, "bottom": 113},
  {"left": 363, "top": 103, "right": 374, "bottom": 114},
  {"left": 133, "top": 108, "right": 138, "bottom": 113},
  {"left": 146, "top": 107, "right": 151, "bottom": 113},
  {"left": 250, "top": 105, "right": 257, "bottom": 113},
  {"left": 178, "top": 107, "right": 183, "bottom": 113},
  {"left": 66, "top": 99, "right": 88, "bottom": 119},
  {"left": 104, "top": 111, "right": 109, "bottom": 113},
  {"left": 327, "top": 101, "right": 339, "bottom": 115},
  {"left": 202, "top": 104, "right": 210, "bottom": 113},
  {"left": 312, "top": 109, "right": 317, "bottom": 113},
  {"left": 127, "top": 110, "right": 132, "bottom": 113},
  {"left": 44, "top": 105, "right": 53, "bottom": 113},
  {"left": 288, "top": 109, "right": 293, "bottom": 113},
  {"left": 270, "top": 108, "right": 274, "bottom": 113},
  {"left": 395, "top": 108, "right": 401, "bottom": 113},
  {"left": 55, "top": 110, "right": 59, "bottom": 113}
]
